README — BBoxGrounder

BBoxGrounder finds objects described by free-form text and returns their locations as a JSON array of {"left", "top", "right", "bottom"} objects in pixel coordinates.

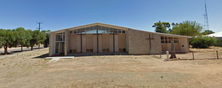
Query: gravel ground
[{"left": 0, "top": 48, "right": 222, "bottom": 88}]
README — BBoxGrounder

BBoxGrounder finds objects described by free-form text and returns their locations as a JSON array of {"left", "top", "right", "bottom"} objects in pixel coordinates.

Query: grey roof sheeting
[
  {"left": 49, "top": 22, "right": 192, "bottom": 38},
  {"left": 207, "top": 31, "right": 222, "bottom": 37}
]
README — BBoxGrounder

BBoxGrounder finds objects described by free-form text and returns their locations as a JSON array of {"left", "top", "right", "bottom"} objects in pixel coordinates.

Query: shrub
[{"left": 190, "top": 36, "right": 218, "bottom": 48}]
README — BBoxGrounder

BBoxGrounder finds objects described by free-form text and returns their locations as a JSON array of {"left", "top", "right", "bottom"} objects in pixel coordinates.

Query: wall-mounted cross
[{"left": 146, "top": 34, "right": 154, "bottom": 50}]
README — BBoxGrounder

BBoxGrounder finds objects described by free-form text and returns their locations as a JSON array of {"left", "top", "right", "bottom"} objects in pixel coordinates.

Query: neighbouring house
[
  {"left": 48, "top": 22, "right": 191, "bottom": 56},
  {"left": 207, "top": 31, "right": 222, "bottom": 46}
]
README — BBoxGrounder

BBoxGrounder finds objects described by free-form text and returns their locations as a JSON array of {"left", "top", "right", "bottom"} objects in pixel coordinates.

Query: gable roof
[{"left": 50, "top": 22, "right": 192, "bottom": 38}]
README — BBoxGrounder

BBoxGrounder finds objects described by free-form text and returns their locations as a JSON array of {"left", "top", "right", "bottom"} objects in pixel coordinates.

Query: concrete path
[{"left": 46, "top": 56, "right": 74, "bottom": 63}]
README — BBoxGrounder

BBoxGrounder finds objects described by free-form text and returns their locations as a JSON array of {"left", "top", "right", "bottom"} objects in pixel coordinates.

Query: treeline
[
  {"left": 0, "top": 27, "right": 50, "bottom": 55},
  {"left": 152, "top": 20, "right": 218, "bottom": 48},
  {"left": 152, "top": 20, "right": 214, "bottom": 36}
]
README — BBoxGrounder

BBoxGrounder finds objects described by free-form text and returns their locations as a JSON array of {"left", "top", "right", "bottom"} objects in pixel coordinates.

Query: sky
[{"left": 0, "top": 0, "right": 221, "bottom": 32}]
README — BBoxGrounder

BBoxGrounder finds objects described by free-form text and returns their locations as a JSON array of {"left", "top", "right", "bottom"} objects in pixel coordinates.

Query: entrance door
[{"left": 55, "top": 42, "right": 64, "bottom": 54}]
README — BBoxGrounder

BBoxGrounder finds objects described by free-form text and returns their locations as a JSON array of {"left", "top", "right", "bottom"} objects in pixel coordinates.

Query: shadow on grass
[
  {"left": 0, "top": 47, "right": 45, "bottom": 56},
  {"left": 67, "top": 53, "right": 130, "bottom": 57},
  {"left": 33, "top": 53, "right": 49, "bottom": 59}
]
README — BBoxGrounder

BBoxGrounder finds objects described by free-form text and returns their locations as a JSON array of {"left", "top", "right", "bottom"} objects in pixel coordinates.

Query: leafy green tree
[
  {"left": 15, "top": 27, "right": 32, "bottom": 52},
  {"left": 190, "top": 36, "right": 218, "bottom": 48},
  {"left": 0, "top": 29, "right": 16, "bottom": 55},
  {"left": 27, "top": 30, "right": 46, "bottom": 50},
  {"left": 41, "top": 30, "right": 50, "bottom": 47},
  {"left": 38, "top": 31, "right": 47, "bottom": 48},
  {"left": 152, "top": 21, "right": 170, "bottom": 33},
  {"left": 202, "top": 30, "right": 215, "bottom": 35},
  {"left": 170, "top": 21, "right": 202, "bottom": 37},
  {"left": 0, "top": 29, "right": 4, "bottom": 47}
]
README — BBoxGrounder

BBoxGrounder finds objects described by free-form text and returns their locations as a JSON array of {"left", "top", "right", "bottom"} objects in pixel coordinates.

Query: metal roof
[
  {"left": 207, "top": 31, "right": 222, "bottom": 37},
  {"left": 49, "top": 22, "right": 192, "bottom": 38}
]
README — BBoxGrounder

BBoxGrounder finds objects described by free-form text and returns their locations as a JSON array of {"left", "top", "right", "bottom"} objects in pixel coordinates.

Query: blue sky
[{"left": 0, "top": 0, "right": 221, "bottom": 32}]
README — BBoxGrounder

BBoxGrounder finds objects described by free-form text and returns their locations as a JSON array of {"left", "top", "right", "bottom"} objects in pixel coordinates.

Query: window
[
  {"left": 55, "top": 42, "right": 59, "bottom": 53},
  {"left": 174, "top": 38, "right": 179, "bottom": 43},
  {"left": 90, "top": 49, "right": 93, "bottom": 52},
  {"left": 86, "top": 49, "right": 93, "bottom": 52},
  {"left": 119, "top": 48, "right": 126, "bottom": 52},
  {"left": 103, "top": 49, "right": 110, "bottom": 52},
  {"left": 161, "top": 36, "right": 180, "bottom": 43},
  {"left": 106, "top": 27, "right": 110, "bottom": 33},
  {"left": 74, "top": 30, "right": 76, "bottom": 34},
  {"left": 86, "top": 49, "right": 89, "bottom": 52},
  {"left": 103, "top": 49, "right": 106, "bottom": 52},
  {"left": 161, "top": 36, "right": 165, "bottom": 43},
  {"left": 119, "top": 48, "right": 123, "bottom": 52},
  {"left": 101, "top": 26, "right": 106, "bottom": 33},
  {"left": 168, "top": 37, "right": 173, "bottom": 43},
  {"left": 86, "top": 27, "right": 90, "bottom": 33},
  {"left": 110, "top": 28, "right": 114, "bottom": 34},
  {"left": 56, "top": 32, "right": 65, "bottom": 41},
  {"left": 114, "top": 29, "right": 118, "bottom": 33},
  {"left": 93, "top": 26, "right": 97, "bottom": 33},
  {"left": 56, "top": 34, "right": 62, "bottom": 41},
  {"left": 117, "top": 29, "right": 121, "bottom": 33},
  {"left": 82, "top": 28, "right": 86, "bottom": 34},
  {"left": 69, "top": 26, "right": 126, "bottom": 34},
  {"left": 90, "top": 27, "right": 94, "bottom": 33},
  {"left": 165, "top": 37, "right": 168, "bottom": 43},
  {"left": 123, "top": 48, "right": 126, "bottom": 52},
  {"left": 62, "top": 34, "right": 65, "bottom": 41},
  {"left": 70, "top": 49, "right": 77, "bottom": 53}
]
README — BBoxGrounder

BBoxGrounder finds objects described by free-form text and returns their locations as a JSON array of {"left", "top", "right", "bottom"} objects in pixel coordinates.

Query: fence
[{"left": 160, "top": 50, "right": 221, "bottom": 60}]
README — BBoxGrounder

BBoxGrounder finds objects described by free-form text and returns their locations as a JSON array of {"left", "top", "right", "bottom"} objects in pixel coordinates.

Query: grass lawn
[{"left": 0, "top": 48, "right": 222, "bottom": 88}]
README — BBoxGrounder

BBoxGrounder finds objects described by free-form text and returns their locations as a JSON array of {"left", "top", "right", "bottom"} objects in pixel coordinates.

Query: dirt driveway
[{"left": 0, "top": 48, "right": 222, "bottom": 88}]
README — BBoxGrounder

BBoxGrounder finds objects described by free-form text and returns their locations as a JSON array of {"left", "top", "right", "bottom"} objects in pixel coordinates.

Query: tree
[
  {"left": 190, "top": 36, "right": 218, "bottom": 48},
  {"left": 41, "top": 30, "right": 50, "bottom": 47},
  {"left": 27, "top": 30, "right": 46, "bottom": 50},
  {"left": 15, "top": 27, "right": 32, "bottom": 52},
  {"left": 38, "top": 31, "right": 47, "bottom": 48},
  {"left": 202, "top": 30, "right": 215, "bottom": 35},
  {"left": 0, "top": 29, "right": 4, "bottom": 47},
  {"left": 170, "top": 21, "right": 203, "bottom": 37},
  {"left": 0, "top": 29, "right": 16, "bottom": 55},
  {"left": 152, "top": 21, "right": 170, "bottom": 33}
]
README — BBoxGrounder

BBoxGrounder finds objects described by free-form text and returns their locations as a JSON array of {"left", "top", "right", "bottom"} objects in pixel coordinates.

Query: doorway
[{"left": 55, "top": 42, "right": 65, "bottom": 54}]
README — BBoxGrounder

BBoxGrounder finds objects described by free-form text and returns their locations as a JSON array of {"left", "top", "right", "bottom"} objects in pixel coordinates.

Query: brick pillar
[
  {"left": 49, "top": 32, "right": 55, "bottom": 56},
  {"left": 65, "top": 29, "right": 69, "bottom": 56}
]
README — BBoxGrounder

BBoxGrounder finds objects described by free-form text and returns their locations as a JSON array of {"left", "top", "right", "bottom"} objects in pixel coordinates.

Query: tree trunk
[
  {"left": 38, "top": 44, "right": 40, "bottom": 49},
  {"left": 4, "top": 44, "right": 8, "bottom": 55},
  {"left": 31, "top": 46, "right": 33, "bottom": 50},
  {"left": 21, "top": 45, "right": 23, "bottom": 52}
]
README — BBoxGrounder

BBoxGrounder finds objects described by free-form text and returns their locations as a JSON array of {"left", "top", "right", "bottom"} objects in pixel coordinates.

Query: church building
[{"left": 49, "top": 22, "right": 191, "bottom": 56}]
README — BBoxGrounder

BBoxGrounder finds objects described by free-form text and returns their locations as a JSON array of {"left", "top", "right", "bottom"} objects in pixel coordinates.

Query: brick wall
[{"left": 128, "top": 29, "right": 161, "bottom": 54}]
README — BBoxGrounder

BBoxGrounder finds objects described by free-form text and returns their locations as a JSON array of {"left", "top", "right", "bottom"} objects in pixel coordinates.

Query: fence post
[
  {"left": 160, "top": 51, "right": 162, "bottom": 59},
  {"left": 166, "top": 51, "right": 169, "bottom": 61},
  {"left": 192, "top": 51, "right": 194, "bottom": 60},
  {"left": 216, "top": 50, "right": 219, "bottom": 59}
]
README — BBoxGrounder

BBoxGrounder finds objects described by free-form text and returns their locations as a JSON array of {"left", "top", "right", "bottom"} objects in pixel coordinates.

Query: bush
[{"left": 190, "top": 36, "right": 218, "bottom": 48}]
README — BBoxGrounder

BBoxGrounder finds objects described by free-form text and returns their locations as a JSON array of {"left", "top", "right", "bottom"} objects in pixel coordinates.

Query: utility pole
[
  {"left": 204, "top": 0, "right": 209, "bottom": 31},
  {"left": 37, "top": 21, "right": 43, "bottom": 49}
]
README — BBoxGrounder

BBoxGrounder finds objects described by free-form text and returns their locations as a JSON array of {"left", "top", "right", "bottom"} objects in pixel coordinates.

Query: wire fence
[{"left": 160, "top": 50, "right": 221, "bottom": 60}]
